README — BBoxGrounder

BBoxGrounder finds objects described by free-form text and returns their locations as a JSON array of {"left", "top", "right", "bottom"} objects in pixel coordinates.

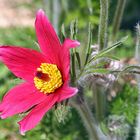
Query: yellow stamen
[{"left": 34, "top": 63, "right": 63, "bottom": 94}]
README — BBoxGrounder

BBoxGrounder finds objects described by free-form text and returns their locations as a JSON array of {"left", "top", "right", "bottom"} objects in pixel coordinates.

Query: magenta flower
[{"left": 0, "top": 9, "right": 80, "bottom": 135}]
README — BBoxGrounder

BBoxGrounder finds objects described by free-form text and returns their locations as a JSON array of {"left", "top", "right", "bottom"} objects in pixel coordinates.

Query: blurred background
[{"left": 0, "top": 0, "right": 140, "bottom": 140}]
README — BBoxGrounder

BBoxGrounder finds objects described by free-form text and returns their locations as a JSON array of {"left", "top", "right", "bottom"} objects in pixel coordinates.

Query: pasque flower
[{"left": 0, "top": 9, "right": 80, "bottom": 134}]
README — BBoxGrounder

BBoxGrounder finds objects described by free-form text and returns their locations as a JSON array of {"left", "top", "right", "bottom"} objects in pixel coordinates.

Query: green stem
[
  {"left": 73, "top": 102, "right": 99, "bottom": 140},
  {"left": 94, "top": 0, "right": 109, "bottom": 125},
  {"left": 71, "top": 87, "right": 107, "bottom": 140},
  {"left": 72, "top": 94, "right": 106, "bottom": 140},
  {"left": 112, "top": 0, "right": 126, "bottom": 41},
  {"left": 44, "top": 0, "right": 53, "bottom": 22},
  {"left": 52, "top": 0, "right": 61, "bottom": 34},
  {"left": 71, "top": 49, "right": 76, "bottom": 83},
  {"left": 135, "top": 24, "right": 140, "bottom": 140},
  {"left": 98, "top": 0, "right": 109, "bottom": 50},
  {"left": 93, "top": 85, "right": 106, "bottom": 122}
]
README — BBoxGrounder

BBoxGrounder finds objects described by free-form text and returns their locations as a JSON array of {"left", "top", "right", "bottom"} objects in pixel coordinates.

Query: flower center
[{"left": 34, "top": 63, "right": 63, "bottom": 94}]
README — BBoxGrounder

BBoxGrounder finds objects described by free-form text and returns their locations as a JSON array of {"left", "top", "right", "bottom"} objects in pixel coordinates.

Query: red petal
[
  {"left": 56, "top": 84, "right": 78, "bottom": 102},
  {"left": 35, "top": 9, "right": 61, "bottom": 65},
  {"left": 18, "top": 94, "right": 57, "bottom": 135},
  {"left": 0, "top": 46, "right": 48, "bottom": 82},
  {"left": 60, "top": 39, "right": 80, "bottom": 81},
  {"left": 63, "top": 38, "right": 80, "bottom": 49},
  {"left": 35, "top": 10, "right": 80, "bottom": 83},
  {"left": 0, "top": 83, "right": 46, "bottom": 119}
]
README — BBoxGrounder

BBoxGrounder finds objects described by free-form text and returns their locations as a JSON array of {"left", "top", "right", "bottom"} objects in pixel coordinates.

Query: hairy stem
[
  {"left": 71, "top": 86, "right": 107, "bottom": 140},
  {"left": 135, "top": 24, "right": 140, "bottom": 140},
  {"left": 93, "top": 85, "right": 106, "bottom": 122},
  {"left": 43, "top": 0, "right": 53, "bottom": 22},
  {"left": 112, "top": 0, "right": 126, "bottom": 41},
  {"left": 52, "top": 0, "right": 61, "bottom": 34},
  {"left": 44, "top": 0, "right": 61, "bottom": 34},
  {"left": 95, "top": 0, "right": 109, "bottom": 126},
  {"left": 98, "top": 0, "right": 109, "bottom": 50}
]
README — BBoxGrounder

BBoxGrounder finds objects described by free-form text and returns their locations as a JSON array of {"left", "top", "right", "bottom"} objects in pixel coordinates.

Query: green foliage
[
  {"left": 90, "top": 36, "right": 128, "bottom": 62},
  {"left": 114, "top": 30, "right": 135, "bottom": 58},
  {"left": 62, "top": 0, "right": 100, "bottom": 28},
  {"left": 0, "top": 27, "right": 37, "bottom": 50},
  {"left": 20, "top": 109, "right": 87, "bottom": 140},
  {"left": 110, "top": 83, "right": 138, "bottom": 125},
  {"left": 54, "top": 104, "right": 71, "bottom": 123}
]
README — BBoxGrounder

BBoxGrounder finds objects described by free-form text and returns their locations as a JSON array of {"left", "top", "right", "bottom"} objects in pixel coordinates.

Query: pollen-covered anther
[{"left": 34, "top": 63, "right": 63, "bottom": 94}]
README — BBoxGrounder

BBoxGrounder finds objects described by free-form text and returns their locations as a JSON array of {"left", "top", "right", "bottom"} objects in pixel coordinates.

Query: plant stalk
[
  {"left": 135, "top": 24, "right": 140, "bottom": 140},
  {"left": 95, "top": 0, "right": 109, "bottom": 124},
  {"left": 44, "top": 0, "right": 61, "bottom": 34},
  {"left": 98, "top": 0, "right": 109, "bottom": 50},
  {"left": 112, "top": 0, "right": 126, "bottom": 41},
  {"left": 71, "top": 86, "right": 107, "bottom": 140},
  {"left": 43, "top": 0, "right": 53, "bottom": 22},
  {"left": 93, "top": 84, "right": 106, "bottom": 122},
  {"left": 52, "top": 0, "right": 61, "bottom": 34}
]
